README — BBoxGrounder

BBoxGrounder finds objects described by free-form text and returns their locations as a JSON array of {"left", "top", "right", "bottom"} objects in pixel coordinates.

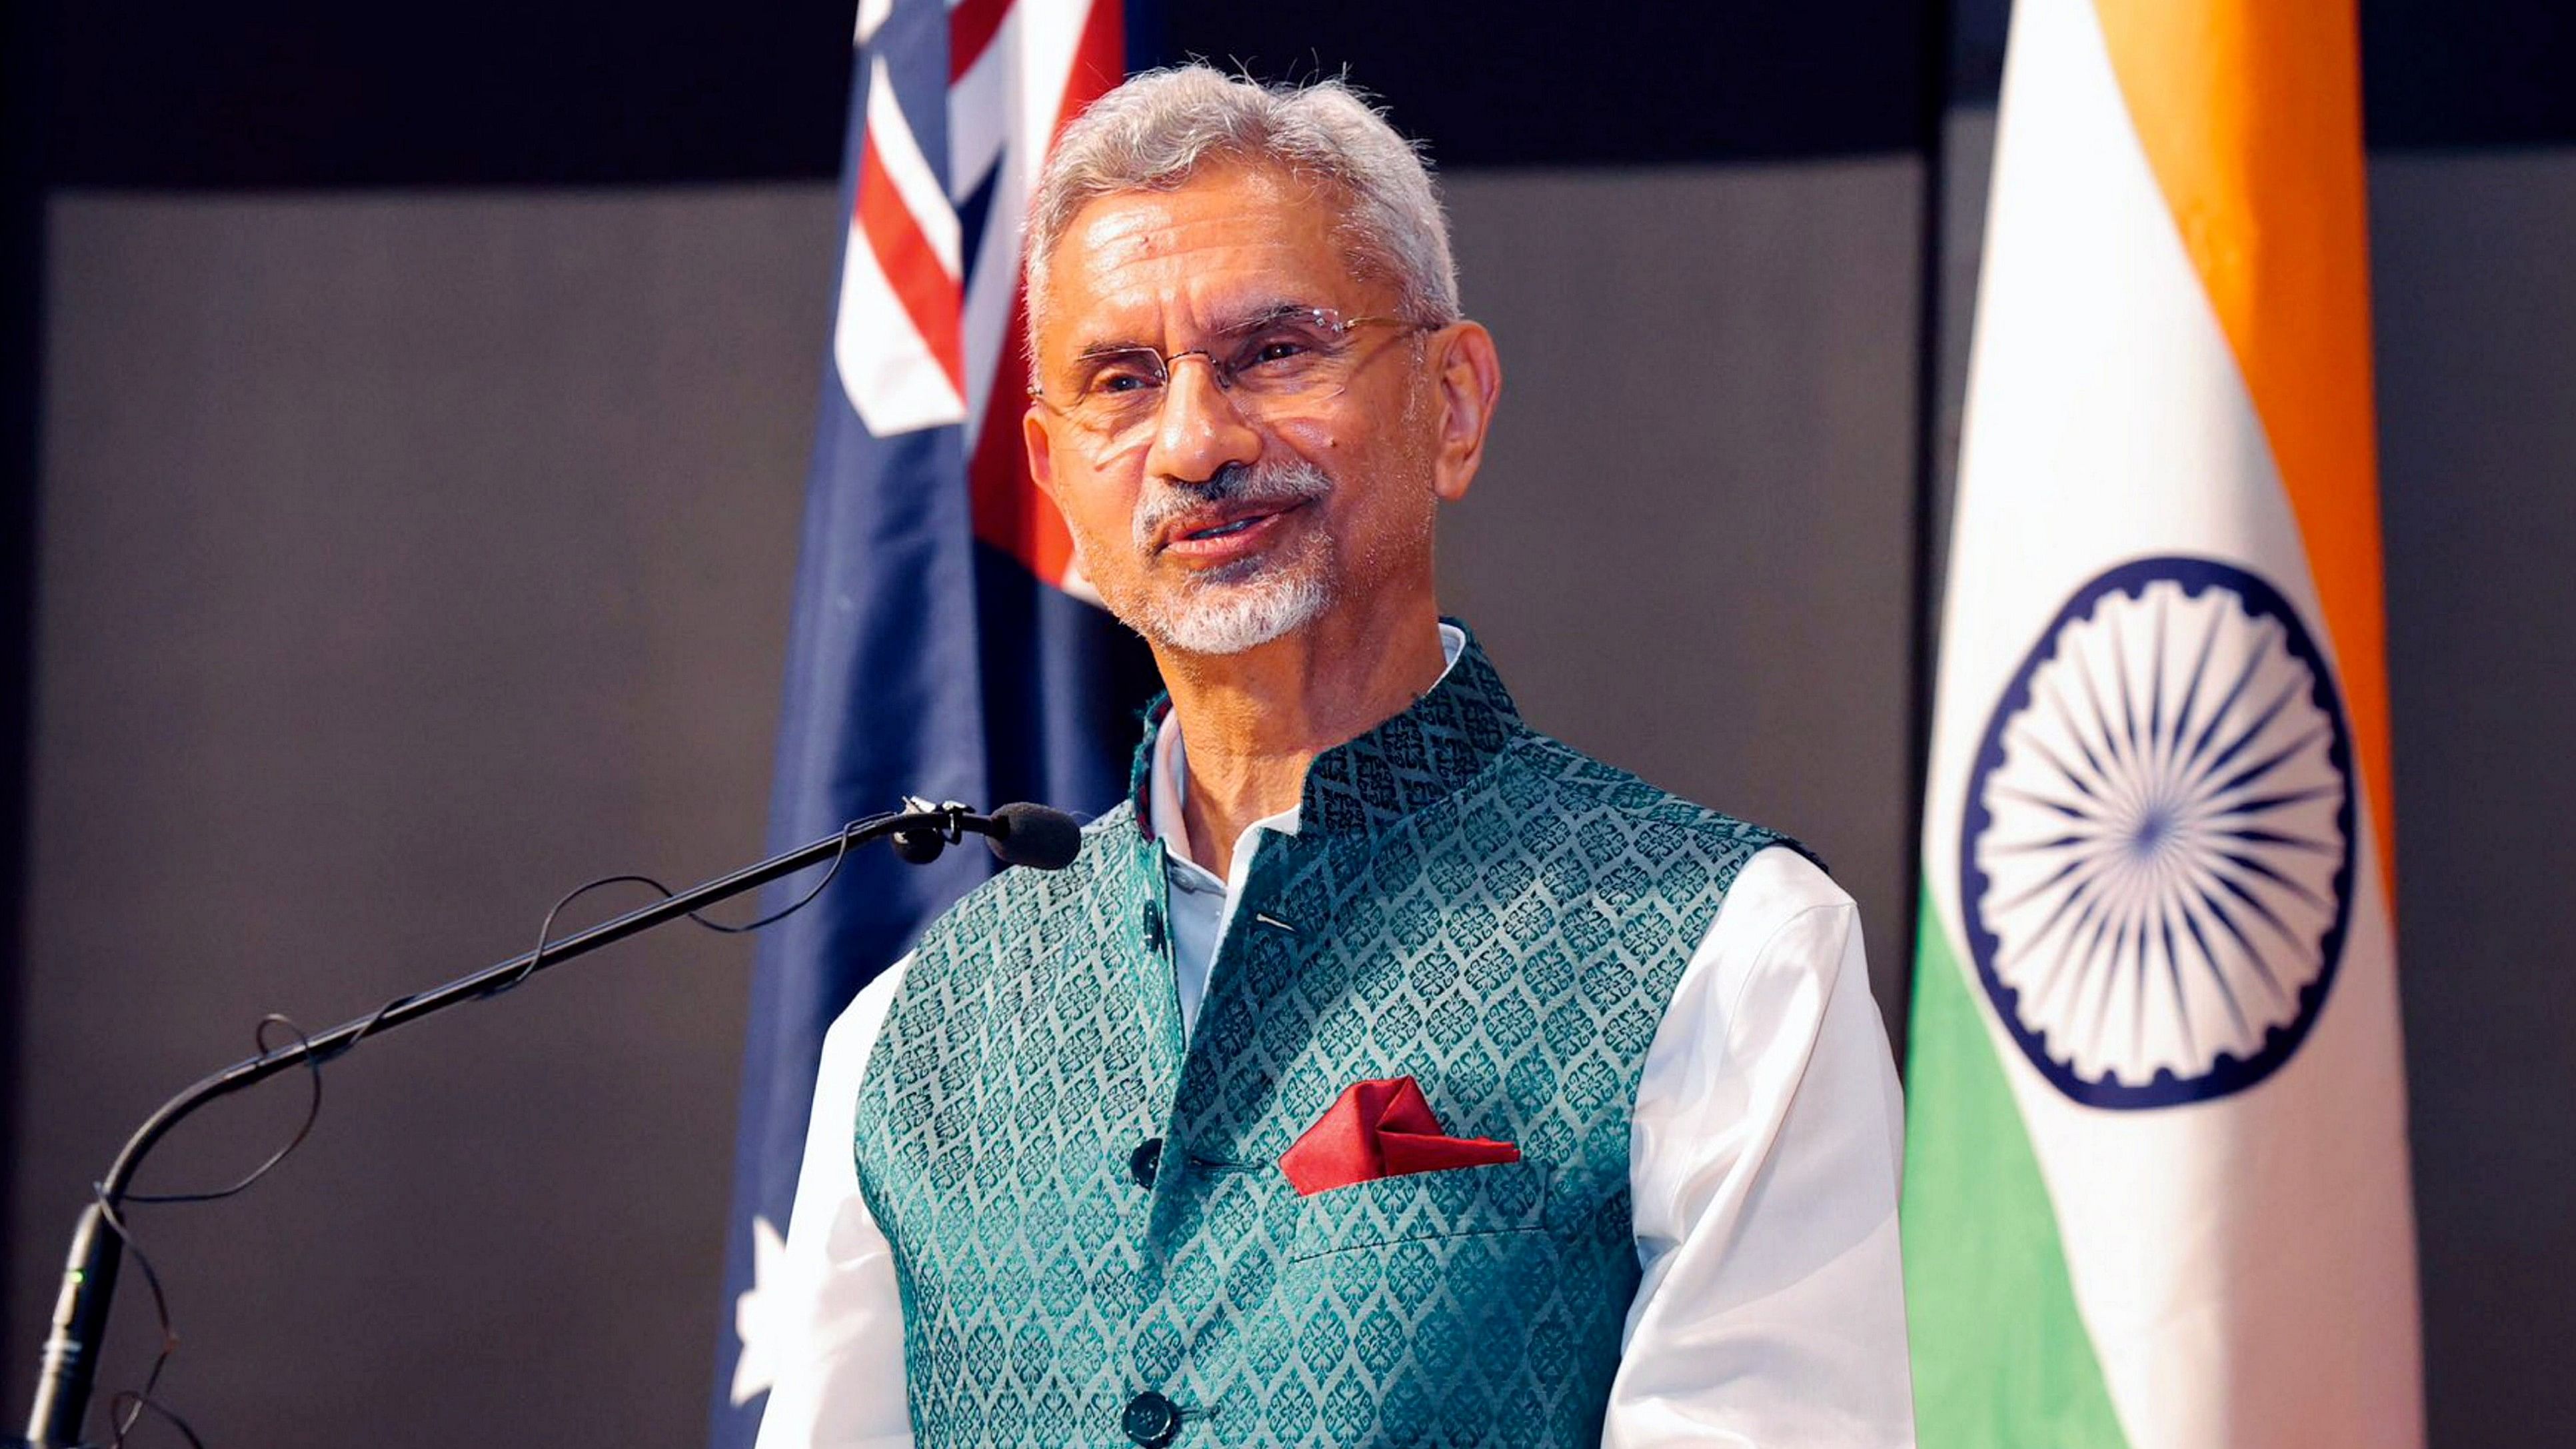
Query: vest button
[
  {"left": 1128, "top": 1136, "right": 1163, "bottom": 1188},
  {"left": 1121, "top": 1390, "right": 1180, "bottom": 1447},
  {"left": 1140, "top": 902, "right": 1166, "bottom": 952}
]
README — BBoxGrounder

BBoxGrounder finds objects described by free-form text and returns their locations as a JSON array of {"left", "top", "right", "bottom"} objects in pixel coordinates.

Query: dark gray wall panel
[
  {"left": 8, "top": 189, "right": 828, "bottom": 1446},
  {"left": 1438, "top": 163, "right": 1926, "bottom": 1033},
  {"left": 2371, "top": 146, "right": 2576, "bottom": 1447}
]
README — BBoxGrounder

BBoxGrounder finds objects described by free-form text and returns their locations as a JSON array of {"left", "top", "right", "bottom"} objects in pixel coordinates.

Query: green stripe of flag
[{"left": 1904, "top": 889, "right": 2131, "bottom": 1449}]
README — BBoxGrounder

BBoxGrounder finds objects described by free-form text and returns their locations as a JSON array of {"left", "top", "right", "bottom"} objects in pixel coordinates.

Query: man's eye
[
  {"left": 1235, "top": 331, "right": 1327, "bottom": 373},
  {"left": 1085, "top": 367, "right": 1160, "bottom": 398}
]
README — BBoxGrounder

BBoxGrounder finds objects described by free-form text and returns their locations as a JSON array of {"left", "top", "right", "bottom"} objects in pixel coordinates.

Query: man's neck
[{"left": 1156, "top": 601, "right": 1448, "bottom": 879}]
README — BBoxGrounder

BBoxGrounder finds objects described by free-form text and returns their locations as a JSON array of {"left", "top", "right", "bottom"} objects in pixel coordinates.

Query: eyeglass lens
[{"left": 1052, "top": 309, "right": 1407, "bottom": 441}]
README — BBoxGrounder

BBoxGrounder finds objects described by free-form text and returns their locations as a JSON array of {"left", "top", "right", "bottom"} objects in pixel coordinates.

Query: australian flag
[{"left": 707, "top": 2, "right": 1157, "bottom": 1442}]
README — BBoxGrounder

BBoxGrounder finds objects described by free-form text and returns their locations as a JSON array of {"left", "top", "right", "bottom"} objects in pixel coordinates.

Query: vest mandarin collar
[{"left": 1129, "top": 619, "right": 1526, "bottom": 843}]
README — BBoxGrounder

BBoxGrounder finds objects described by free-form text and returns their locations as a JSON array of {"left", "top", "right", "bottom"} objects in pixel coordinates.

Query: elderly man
[{"left": 756, "top": 67, "right": 1913, "bottom": 1449}]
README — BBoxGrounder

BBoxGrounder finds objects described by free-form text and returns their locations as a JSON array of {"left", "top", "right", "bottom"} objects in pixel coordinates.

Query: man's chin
[
  {"left": 1134, "top": 571, "right": 1333, "bottom": 657},
  {"left": 1178, "top": 553, "right": 1277, "bottom": 589}
]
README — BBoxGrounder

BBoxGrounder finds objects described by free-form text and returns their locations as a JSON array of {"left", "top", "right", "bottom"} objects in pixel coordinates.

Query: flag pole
[{"left": 1899, "top": 0, "right": 1958, "bottom": 1067}]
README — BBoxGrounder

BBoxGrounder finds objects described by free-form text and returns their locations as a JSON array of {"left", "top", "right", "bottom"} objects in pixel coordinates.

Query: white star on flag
[{"left": 729, "top": 1214, "right": 790, "bottom": 1406}]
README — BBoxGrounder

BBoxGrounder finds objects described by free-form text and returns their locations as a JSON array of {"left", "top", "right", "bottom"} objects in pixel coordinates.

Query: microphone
[
  {"left": 980, "top": 802, "right": 1083, "bottom": 870},
  {"left": 888, "top": 799, "right": 1084, "bottom": 871}
]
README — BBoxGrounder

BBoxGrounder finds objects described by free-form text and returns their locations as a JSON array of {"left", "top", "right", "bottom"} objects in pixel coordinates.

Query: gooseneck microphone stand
[{"left": 18, "top": 799, "right": 1082, "bottom": 1449}]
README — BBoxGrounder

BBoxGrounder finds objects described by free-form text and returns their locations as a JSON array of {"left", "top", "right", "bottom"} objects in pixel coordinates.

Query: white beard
[
  {"left": 1138, "top": 554, "right": 1333, "bottom": 655},
  {"left": 1096, "top": 456, "right": 1342, "bottom": 656}
]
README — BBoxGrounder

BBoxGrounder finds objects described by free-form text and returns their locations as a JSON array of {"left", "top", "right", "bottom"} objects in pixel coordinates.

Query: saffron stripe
[{"left": 2089, "top": 0, "right": 2396, "bottom": 904}]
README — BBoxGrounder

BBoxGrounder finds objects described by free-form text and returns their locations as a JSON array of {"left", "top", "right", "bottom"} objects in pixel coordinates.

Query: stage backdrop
[{"left": 1, "top": 3, "right": 2571, "bottom": 1447}]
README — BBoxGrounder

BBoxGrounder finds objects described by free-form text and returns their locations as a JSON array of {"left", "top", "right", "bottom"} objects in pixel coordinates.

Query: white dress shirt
[{"left": 753, "top": 629, "right": 1916, "bottom": 1447}]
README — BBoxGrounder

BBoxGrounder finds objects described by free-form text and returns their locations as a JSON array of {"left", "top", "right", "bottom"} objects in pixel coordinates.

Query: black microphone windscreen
[{"left": 985, "top": 802, "right": 1083, "bottom": 870}]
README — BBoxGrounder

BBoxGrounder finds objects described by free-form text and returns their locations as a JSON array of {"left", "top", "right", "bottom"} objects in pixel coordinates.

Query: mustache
[{"left": 1130, "top": 459, "right": 1334, "bottom": 551}]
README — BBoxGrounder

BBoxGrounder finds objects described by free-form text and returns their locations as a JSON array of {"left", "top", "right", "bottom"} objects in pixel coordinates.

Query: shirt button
[
  {"left": 1128, "top": 1137, "right": 1163, "bottom": 1188},
  {"left": 1122, "top": 1390, "right": 1180, "bottom": 1447},
  {"left": 1141, "top": 902, "right": 1166, "bottom": 952}
]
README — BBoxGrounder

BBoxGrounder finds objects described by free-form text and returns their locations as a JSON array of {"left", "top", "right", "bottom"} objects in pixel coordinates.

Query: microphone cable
[{"left": 86, "top": 809, "right": 903, "bottom": 1446}]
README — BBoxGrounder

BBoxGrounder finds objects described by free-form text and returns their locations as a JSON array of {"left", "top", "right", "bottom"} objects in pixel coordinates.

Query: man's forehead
[{"left": 1042, "top": 165, "right": 1368, "bottom": 339}]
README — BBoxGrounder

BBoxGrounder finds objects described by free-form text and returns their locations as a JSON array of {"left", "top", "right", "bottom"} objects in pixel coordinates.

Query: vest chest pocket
[{"left": 1284, "top": 1156, "right": 1551, "bottom": 1260}]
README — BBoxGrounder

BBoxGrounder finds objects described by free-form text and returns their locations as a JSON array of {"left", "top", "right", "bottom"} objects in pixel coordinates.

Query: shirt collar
[{"left": 1134, "top": 619, "right": 1520, "bottom": 854}]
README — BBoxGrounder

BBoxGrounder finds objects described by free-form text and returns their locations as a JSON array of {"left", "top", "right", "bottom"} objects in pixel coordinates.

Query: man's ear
[
  {"left": 1022, "top": 403, "right": 1096, "bottom": 575},
  {"left": 1024, "top": 402, "right": 1062, "bottom": 506},
  {"left": 1429, "top": 321, "right": 1502, "bottom": 504}
]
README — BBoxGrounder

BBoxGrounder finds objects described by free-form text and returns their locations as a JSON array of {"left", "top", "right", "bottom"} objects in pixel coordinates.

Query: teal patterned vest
[{"left": 850, "top": 631, "right": 1787, "bottom": 1448}]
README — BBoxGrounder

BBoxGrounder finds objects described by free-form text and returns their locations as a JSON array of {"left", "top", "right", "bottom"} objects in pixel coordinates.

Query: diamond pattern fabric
[{"left": 850, "top": 629, "right": 1786, "bottom": 1446}]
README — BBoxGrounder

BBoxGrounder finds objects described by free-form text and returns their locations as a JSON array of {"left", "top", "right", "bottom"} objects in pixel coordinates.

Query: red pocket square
[{"left": 1279, "top": 1076, "right": 1520, "bottom": 1196}]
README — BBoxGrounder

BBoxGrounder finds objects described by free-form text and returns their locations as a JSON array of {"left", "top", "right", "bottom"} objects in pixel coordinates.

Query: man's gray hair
[{"left": 1024, "top": 66, "right": 1460, "bottom": 357}]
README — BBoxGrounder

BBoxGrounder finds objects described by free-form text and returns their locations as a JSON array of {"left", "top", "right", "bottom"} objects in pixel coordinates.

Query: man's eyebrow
[
  {"left": 1066, "top": 301, "right": 1325, "bottom": 363},
  {"left": 1070, "top": 337, "right": 1153, "bottom": 363},
  {"left": 1210, "top": 299, "right": 1320, "bottom": 333}
]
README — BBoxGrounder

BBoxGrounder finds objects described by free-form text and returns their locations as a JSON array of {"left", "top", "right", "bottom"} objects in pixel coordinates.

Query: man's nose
[{"left": 1145, "top": 352, "right": 1261, "bottom": 485}]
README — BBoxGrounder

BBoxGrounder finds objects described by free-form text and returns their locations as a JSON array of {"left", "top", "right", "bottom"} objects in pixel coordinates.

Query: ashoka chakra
[{"left": 1959, "top": 556, "right": 2356, "bottom": 1108}]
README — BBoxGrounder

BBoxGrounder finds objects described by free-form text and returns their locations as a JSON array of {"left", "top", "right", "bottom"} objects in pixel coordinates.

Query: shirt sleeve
[
  {"left": 750, "top": 958, "right": 916, "bottom": 1449},
  {"left": 1604, "top": 846, "right": 1916, "bottom": 1448}
]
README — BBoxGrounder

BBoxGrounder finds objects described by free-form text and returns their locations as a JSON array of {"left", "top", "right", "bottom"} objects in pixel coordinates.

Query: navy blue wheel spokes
[{"left": 1961, "top": 557, "right": 2357, "bottom": 1108}]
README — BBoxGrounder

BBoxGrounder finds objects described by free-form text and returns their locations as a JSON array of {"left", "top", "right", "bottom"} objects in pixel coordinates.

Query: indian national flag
[{"left": 1902, "top": 1, "right": 2423, "bottom": 1445}]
